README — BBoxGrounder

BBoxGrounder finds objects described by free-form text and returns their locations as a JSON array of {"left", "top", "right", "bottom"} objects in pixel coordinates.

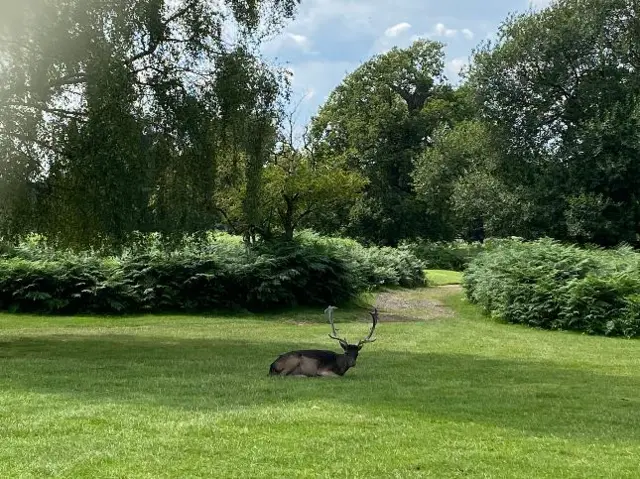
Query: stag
[{"left": 268, "top": 306, "right": 378, "bottom": 377}]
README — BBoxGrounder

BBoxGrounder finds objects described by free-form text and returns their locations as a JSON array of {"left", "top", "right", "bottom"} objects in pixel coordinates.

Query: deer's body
[
  {"left": 269, "top": 348, "right": 359, "bottom": 377},
  {"left": 268, "top": 306, "right": 377, "bottom": 378}
]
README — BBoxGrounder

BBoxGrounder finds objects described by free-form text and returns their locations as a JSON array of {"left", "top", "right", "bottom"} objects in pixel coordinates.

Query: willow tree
[{"left": 0, "top": 0, "right": 299, "bottom": 247}]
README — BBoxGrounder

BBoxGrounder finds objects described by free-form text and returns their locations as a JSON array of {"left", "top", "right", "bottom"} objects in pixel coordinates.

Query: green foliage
[
  {"left": 294, "top": 231, "right": 427, "bottom": 289},
  {"left": 0, "top": 1, "right": 299, "bottom": 247},
  {"left": 401, "top": 240, "right": 484, "bottom": 271},
  {"left": 469, "top": 0, "right": 640, "bottom": 245},
  {"left": 6, "top": 0, "right": 640, "bottom": 253},
  {"left": 412, "top": 120, "right": 532, "bottom": 240},
  {"left": 0, "top": 232, "right": 425, "bottom": 314},
  {"left": 309, "top": 40, "right": 470, "bottom": 245},
  {"left": 259, "top": 149, "right": 367, "bottom": 240},
  {"left": 464, "top": 238, "right": 640, "bottom": 337}
]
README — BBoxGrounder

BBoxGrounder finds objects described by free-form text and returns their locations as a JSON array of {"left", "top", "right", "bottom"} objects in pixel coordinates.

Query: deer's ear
[
  {"left": 357, "top": 344, "right": 363, "bottom": 351},
  {"left": 340, "top": 342, "right": 349, "bottom": 351}
]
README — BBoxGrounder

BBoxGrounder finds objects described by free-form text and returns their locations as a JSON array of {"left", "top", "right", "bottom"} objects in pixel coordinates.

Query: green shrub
[
  {"left": 0, "top": 231, "right": 425, "bottom": 314},
  {"left": 401, "top": 240, "right": 484, "bottom": 271},
  {"left": 296, "top": 231, "right": 426, "bottom": 289},
  {"left": 463, "top": 238, "right": 640, "bottom": 337},
  {"left": 0, "top": 256, "right": 132, "bottom": 314}
]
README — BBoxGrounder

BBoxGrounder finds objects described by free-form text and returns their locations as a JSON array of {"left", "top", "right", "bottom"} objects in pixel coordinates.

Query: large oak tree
[
  {"left": 308, "top": 40, "right": 468, "bottom": 245},
  {"left": 470, "top": 0, "right": 640, "bottom": 245}
]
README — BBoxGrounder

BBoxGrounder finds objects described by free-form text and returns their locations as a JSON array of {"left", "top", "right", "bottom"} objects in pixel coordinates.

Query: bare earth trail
[{"left": 374, "top": 285, "right": 461, "bottom": 322}]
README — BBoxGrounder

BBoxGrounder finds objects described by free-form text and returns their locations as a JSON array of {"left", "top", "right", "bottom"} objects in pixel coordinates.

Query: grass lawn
[
  {"left": 1, "top": 281, "right": 640, "bottom": 478},
  {"left": 425, "top": 269, "right": 463, "bottom": 286}
]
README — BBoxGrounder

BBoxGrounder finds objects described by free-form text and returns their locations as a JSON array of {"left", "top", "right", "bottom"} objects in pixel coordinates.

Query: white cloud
[
  {"left": 528, "top": 0, "right": 553, "bottom": 8},
  {"left": 445, "top": 57, "right": 469, "bottom": 81},
  {"left": 410, "top": 22, "right": 462, "bottom": 43},
  {"left": 384, "top": 22, "right": 411, "bottom": 38},
  {"left": 371, "top": 22, "right": 413, "bottom": 55},
  {"left": 287, "top": 33, "right": 310, "bottom": 48},
  {"left": 283, "top": 0, "right": 434, "bottom": 41},
  {"left": 434, "top": 22, "right": 457, "bottom": 38},
  {"left": 292, "top": 0, "right": 379, "bottom": 37},
  {"left": 304, "top": 88, "right": 316, "bottom": 101},
  {"left": 262, "top": 32, "right": 313, "bottom": 55}
]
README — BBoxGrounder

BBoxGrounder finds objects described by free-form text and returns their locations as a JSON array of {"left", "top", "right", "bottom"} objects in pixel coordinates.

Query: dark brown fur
[{"left": 268, "top": 344, "right": 362, "bottom": 377}]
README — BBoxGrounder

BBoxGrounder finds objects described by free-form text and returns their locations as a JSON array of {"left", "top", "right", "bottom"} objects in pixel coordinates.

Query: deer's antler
[
  {"left": 357, "top": 308, "right": 378, "bottom": 346},
  {"left": 325, "top": 305, "right": 349, "bottom": 347}
]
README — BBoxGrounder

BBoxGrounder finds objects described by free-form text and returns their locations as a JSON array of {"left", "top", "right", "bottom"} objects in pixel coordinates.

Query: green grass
[
  {"left": 1, "top": 286, "right": 640, "bottom": 478},
  {"left": 426, "top": 269, "right": 463, "bottom": 285}
]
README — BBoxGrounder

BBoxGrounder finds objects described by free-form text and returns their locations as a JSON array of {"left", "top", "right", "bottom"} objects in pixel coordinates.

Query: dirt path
[
  {"left": 374, "top": 285, "right": 461, "bottom": 322},
  {"left": 287, "top": 285, "right": 462, "bottom": 326}
]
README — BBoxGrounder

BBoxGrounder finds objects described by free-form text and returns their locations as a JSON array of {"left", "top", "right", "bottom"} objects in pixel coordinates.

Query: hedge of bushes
[
  {"left": 463, "top": 238, "right": 640, "bottom": 337},
  {"left": 0, "top": 232, "right": 426, "bottom": 314},
  {"left": 400, "top": 240, "right": 484, "bottom": 271}
]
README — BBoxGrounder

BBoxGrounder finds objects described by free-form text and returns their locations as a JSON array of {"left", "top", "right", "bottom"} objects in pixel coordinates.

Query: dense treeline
[
  {"left": 1, "top": 0, "right": 639, "bottom": 251},
  {"left": 309, "top": 0, "right": 640, "bottom": 247},
  {"left": 0, "top": 0, "right": 307, "bottom": 248}
]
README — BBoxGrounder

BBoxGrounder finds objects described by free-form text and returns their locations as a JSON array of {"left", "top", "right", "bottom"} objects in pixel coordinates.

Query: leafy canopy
[
  {"left": 309, "top": 40, "right": 469, "bottom": 245},
  {"left": 469, "top": 0, "right": 640, "bottom": 245},
  {"left": 0, "top": 0, "right": 299, "bottom": 247}
]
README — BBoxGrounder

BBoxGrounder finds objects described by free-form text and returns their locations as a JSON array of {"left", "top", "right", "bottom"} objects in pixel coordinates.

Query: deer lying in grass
[{"left": 268, "top": 306, "right": 378, "bottom": 377}]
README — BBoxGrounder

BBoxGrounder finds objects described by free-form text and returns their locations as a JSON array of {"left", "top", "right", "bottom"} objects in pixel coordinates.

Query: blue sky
[{"left": 260, "top": 0, "right": 552, "bottom": 134}]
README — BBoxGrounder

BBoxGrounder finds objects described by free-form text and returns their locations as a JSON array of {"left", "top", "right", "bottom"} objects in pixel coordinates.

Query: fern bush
[
  {"left": 400, "top": 239, "right": 484, "bottom": 271},
  {"left": 463, "top": 238, "right": 640, "bottom": 337},
  {"left": 0, "top": 231, "right": 425, "bottom": 314},
  {"left": 294, "top": 231, "right": 426, "bottom": 288}
]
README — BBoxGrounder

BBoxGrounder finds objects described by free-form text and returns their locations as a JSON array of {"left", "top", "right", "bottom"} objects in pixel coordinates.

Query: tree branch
[
  {"left": 214, "top": 206, "right": 240, "bottom": 234},
  {"left": 48, "top": 73, "right": 87, "bottom": 88},
  {"left": 128, "top": 0, "right": 200, "bottom": 64},
  {"left": 294, "top": 205, "right": 315, "bottom": 225},
  {"left": 4, "top": 101, "right": 86, "bottom": 120},
  {"left": 0, "top": 128, "right": 63, "bottom": 155}
]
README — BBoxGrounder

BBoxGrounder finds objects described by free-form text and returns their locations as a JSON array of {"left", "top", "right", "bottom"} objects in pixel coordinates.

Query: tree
[
  {"left": 469, "top": 0, "right": 640, "bottom": 245},
  {"left": 308, "top": 40, "right": 466, "bottom": 245},
  {"left": 412, "top": 119, "right": 532, "bottom": 241},
  {"left": 262, "top": 146, "right": 367, "bottom": 241},
  {"left": 213, "top": 47, "right": 290, "bottom": 244},
  {"left": 0, "top": 0, "right": 299, "bottom": 246},
  {"left": 215, "top": 97, "right": 368, "bottom": 242}
]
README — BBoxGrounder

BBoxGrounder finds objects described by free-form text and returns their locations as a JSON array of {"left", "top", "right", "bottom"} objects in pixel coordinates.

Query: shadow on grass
[{"left": 1, "top": 334, "right": 639, "bottom": 442}]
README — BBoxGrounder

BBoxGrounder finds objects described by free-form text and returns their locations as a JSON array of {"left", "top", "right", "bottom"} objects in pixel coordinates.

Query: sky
[{"left": 260, "top": 0, "right": 553, "bottom": 134}]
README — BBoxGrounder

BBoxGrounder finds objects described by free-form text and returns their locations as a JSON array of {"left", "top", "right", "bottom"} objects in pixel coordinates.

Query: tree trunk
[{"left": 283, "top": 195, "right": 295, "bottom": 241}]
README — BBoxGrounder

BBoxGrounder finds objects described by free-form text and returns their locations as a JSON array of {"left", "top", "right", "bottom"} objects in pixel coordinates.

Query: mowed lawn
[
  {"left": 1, "top": 282, "right": 640, "bottom": 477},
  {"left": 425, "top": 269, "right": 463, "bottom": 286}
]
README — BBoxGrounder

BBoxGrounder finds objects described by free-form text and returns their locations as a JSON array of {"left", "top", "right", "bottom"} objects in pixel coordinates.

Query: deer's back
[
  {"left": 275, "top": 349, "right": 339, "bottom": 365},
  {"left": 269, "top": 349, "right": 340, "bottom": 376}
]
